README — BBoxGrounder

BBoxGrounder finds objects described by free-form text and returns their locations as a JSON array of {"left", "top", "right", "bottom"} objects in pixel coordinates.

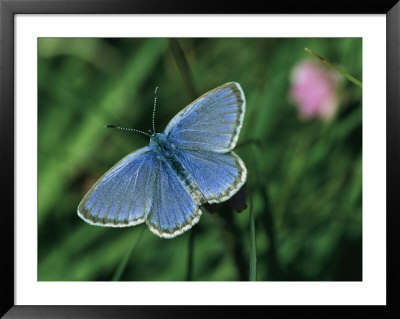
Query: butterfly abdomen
[{"left": 165, "top": 155, "right": 207, "bottom": 205}]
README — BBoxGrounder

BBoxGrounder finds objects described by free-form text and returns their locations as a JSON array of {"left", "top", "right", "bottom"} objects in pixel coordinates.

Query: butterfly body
[
  {"left": 150, "top": 133, "right": 176, "bottom": 159},
  {"left": 78, "top": 82, "right": 247, "bottom": 238},
  {"left": 150, "top": 132, "right": 207, "bottom": 206}
]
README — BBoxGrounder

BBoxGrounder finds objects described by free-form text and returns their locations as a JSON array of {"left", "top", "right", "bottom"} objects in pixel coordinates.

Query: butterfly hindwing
[
  {"left": 174, "top": 149, "right": 247, "bottom": 204},
  {"left": 164, "top": 82, "right": 245, "bottom": 153},
  {"left": 78, "top": 146, "right": 158, "bottom": 227},
  {"left": 146, "top": 158, "right": 202, "bottom": 238}
]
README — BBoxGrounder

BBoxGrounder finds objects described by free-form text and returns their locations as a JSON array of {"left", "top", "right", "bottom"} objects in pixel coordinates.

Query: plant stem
[
  {"left": 221, "top": 207, "right": 248, "bottom": 281},
  {"left": 186, "top": 229, "right": 195, "bottom": 281},
  {"left": 169, "top": 39, "right": 198, "bottom": 99},
  {"left": 112, "top": 227, "right": 143, "bottom": 281},
  {"left": 304, "top": 48, "right": 362, "bottom": 89},
  {"left": 249, "top": 192, "right": 257, "bottom": 281},
  {"left": 169, "top": 38, "right": 198, "bottom": 281},
  {"left": 250, "top": 141, "right": 284, "bottom": 280}
]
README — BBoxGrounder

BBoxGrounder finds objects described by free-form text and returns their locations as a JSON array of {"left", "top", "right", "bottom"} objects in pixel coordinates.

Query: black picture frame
[{"left": 1, "top": 0, "right": 399, "bottom": 318}]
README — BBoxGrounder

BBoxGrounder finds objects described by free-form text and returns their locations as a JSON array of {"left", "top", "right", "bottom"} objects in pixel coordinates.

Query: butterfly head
[{"left": 150, "top": 133, "right": 175, "bottom": 158}]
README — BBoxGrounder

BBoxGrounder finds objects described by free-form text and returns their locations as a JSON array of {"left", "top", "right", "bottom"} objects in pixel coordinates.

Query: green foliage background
[{"left": 38, "top": 38, "right": 362, "bottom": 281}]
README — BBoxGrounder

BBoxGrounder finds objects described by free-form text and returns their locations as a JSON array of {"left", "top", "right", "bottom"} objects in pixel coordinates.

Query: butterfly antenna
[
  {"left": 152, "top": 86, "right": 158, "bottom": 133},
  {"left": 106, "top": 125, "right": 151, "bottom": 137}
]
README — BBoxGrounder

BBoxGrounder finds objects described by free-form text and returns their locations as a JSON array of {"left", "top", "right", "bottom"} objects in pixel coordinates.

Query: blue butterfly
[{"left": 77, "top": 82, "right": 247, "bottom": 238}]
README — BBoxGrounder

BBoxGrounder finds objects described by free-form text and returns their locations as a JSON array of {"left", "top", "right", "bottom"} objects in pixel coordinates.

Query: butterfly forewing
[
  {"left": 78, "top": 147, "right": 158, "bottom": 227},
  {"left": 164, "top": 82, "right": 245, "bottom": 152}
]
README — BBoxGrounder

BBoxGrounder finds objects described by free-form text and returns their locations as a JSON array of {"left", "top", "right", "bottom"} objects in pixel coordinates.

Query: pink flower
[{"left": 290, "top": 60, "right": 339, "bottom": 121}]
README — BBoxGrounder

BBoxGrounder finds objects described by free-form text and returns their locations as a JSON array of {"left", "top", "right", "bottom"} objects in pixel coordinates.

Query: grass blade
[
  {"left": 112, "top": 228, "right": 144, "bottom": 281},
  {"left": 304, "top": 47, "right": 362, "bottom": 89}
]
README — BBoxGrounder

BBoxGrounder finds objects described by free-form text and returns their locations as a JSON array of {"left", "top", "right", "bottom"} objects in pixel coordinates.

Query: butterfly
[{"left": 77, "top": 82, "right": 247, "bottom": 238}]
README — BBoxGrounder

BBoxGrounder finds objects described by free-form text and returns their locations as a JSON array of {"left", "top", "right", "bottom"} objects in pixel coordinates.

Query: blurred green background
[{"left": 38, "top": 38, "right": 362, "bottom": 281}]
